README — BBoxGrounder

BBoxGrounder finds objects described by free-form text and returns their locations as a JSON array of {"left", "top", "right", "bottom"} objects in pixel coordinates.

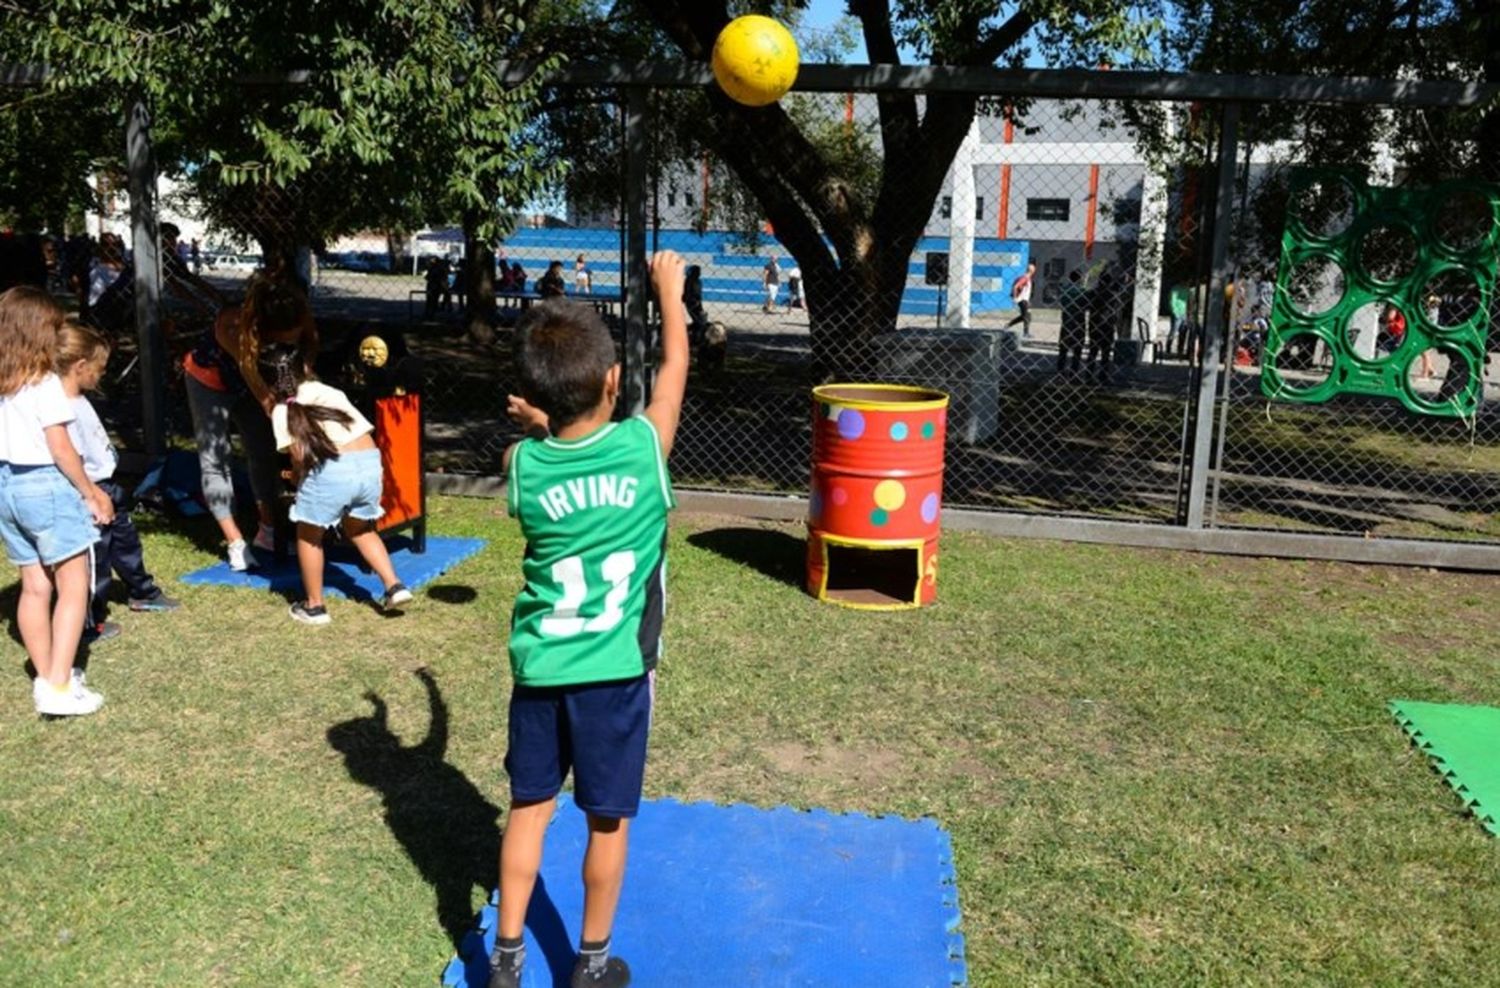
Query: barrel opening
[
  {"left": 815, "top": 384, "right": 947, "bottom": 405},
  {"left": 823, "top": 543, "right": 920, "bottom": 607}
]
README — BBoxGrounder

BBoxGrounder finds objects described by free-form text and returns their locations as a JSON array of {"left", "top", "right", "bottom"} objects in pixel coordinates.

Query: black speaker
[{"left": 925, "top": 251, "right": 949, "bottom": 287}]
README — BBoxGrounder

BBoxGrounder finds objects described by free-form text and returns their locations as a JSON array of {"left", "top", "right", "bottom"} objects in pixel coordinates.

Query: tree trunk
[{"left": 463, "top": 212, "right": 496, "bottom": 346}]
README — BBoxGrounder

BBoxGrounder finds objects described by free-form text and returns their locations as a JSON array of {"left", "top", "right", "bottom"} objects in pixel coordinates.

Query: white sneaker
[
  {"left": 34, "top": 677, "right": 104, "bottom": 717},
  {"left": 71, "top": 667, "right": 87, "bottom": 688},
  {"left": 227, "top": 539, "right": 257, "bottom": 572}
]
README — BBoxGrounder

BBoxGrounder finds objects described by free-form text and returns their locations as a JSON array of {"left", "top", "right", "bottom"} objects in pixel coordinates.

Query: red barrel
[{"left": 806, "top": 384, "right": 949, "bottom": 609}]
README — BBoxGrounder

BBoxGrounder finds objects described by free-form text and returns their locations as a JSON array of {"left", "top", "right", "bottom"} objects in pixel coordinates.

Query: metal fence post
[
  {"left": 1185, "top": 102, "right": 1240, "bottom": 529},
  {"left": 622, "top": 85, "right": 649, "bottom": 417}
]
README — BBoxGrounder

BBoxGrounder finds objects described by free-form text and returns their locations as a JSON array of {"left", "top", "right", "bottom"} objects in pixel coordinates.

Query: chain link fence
[{"left": 4, "top": 71, "right": 1496, "bottom": 554}]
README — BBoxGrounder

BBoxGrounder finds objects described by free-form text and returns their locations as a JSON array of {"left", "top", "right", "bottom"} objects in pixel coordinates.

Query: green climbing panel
[{"left": 1261, "top": 170, "right": 1500, "bottom": 417}]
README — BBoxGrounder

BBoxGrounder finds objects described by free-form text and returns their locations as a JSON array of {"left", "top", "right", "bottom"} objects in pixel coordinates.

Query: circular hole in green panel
[
  {"left": 1343, "top": 300, "right": 1406, "bottom": 362},
  {"left": 1291, "top": 176, "right": 1357, "bottom": 239},
  {"left": 1287, "top": 255, "right": 1346, "bottom": 316},
  {"left": 1407, "top": 346, "right": 1472, "bottom": 404},
  {"left": 1356, "top": 224, "right": 1418, "bottom": 285},
  {"left": 1432, "top": 187, "right": 1495, "bottom": 253},
  {"left": 1419, "top": 268, "right": 1484, "bottom": 331},
  {"left": 1267, "top": 332, "right": 1333, "bottom": 393}
]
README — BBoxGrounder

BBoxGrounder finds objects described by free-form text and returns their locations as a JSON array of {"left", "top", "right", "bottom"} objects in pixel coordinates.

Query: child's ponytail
[{"left": 259, "top": 343, "right": 352, "bottom": 471}]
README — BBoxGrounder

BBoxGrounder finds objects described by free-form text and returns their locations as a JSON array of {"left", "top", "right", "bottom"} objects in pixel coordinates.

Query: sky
[{"left": 799, "top": 0, "right": 869, "bottom": 63}]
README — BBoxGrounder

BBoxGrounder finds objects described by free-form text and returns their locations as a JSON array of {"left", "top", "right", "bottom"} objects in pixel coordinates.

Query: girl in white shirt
[
  {"left": 0, "top": 288, "right": 114, "bottom": 717},
  {"left": 259, "top": 345, "right": 411, "bottom": 625}
]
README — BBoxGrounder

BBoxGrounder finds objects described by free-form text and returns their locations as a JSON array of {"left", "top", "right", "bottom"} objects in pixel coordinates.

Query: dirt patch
[{"left": 764, "top": 740, "right": 907, "bottom": 789}]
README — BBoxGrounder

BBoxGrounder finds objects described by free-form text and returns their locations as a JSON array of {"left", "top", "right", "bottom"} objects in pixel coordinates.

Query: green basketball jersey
[{"left": 506, "top": 416, "right": 675, "bottom": 687}]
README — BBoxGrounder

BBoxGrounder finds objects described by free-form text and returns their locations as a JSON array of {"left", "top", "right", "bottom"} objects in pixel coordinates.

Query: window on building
[
  {"left": 1044, "top": 258, "right": 1066, "bottom": 280},
  {"left": 941, "top": 196, "right": 987, "bottom": 220},
  {"left": 1027, "top": 198, "right": 1070, "bottom": 222},
  {"left": 667, "top": 189, "right": 677, "bottom": 207},
  {"left": 685, "top": 191, "right": 696, "bottom": 208}
]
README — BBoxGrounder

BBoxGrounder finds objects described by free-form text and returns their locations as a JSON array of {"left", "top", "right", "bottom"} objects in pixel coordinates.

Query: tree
[
  {"left": 624, "top": 1, "right": 1160, "bottom": 375},
  {"left": 1168, "top": 1, "right": 1500, "bottom": 181},
  {"left": 1, "top": 0, "right": 564, "bottom": 342}
]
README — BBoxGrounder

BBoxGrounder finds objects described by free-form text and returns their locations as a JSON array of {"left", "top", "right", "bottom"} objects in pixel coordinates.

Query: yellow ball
[{"left": 711, "top": 15, "right": 799, "bottom": 107}]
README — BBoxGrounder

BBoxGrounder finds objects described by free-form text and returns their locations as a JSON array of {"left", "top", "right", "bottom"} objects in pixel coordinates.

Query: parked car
[{"left": 202, "top": 252, "right": 261, "bottom": 272}]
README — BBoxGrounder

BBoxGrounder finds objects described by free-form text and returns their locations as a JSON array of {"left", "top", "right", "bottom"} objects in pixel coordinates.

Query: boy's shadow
[{"left": 327, "top": 669, "right": 574, "bottom": 982}]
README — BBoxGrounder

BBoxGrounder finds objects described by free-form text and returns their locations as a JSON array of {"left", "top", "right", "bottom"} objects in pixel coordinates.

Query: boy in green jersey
[{"left": 489, "top": 252, "right": 688, "bottom": 988}]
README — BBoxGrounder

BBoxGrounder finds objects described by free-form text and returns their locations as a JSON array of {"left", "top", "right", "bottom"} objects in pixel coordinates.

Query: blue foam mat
[
  {"left": 443, "top": 794, "right": 966, "bottom": 987},
  {"left": 180, "top": 535, "right": 486, "bottom": 601}
]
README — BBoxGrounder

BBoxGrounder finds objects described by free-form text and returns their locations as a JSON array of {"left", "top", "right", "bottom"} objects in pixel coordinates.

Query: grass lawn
[{"left": 2, "top": 495, "right": 1498, "bottom": 986}]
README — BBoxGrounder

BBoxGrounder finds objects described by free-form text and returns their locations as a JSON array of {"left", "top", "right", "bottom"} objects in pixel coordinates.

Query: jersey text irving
[{"left": 536, "top": 473, "right": 639, "bottom": 522}]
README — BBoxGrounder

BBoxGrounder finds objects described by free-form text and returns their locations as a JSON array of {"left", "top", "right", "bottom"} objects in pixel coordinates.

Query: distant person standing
[
  {"left": 787, "top": 265, "right": 804, "bottom": 310},
  {"left": 424, "top": 256, "right": 451, "bottom": 319},
  {"left": 1167, "top": 282, "right": 1191, "bottom": 359},
  {"left": 190, "top": 238, "right": 203, "bottom": 275},
  {"left": 574, "top": 254, "right": 592, "bottom": 295},
  {"left": 537, "top": 261, "right": 568, "bottom": 299},
  {"left": 1056, "top": 269, "right": 1088, "bottom": 374},
  {"left": 1087, "top": 264, "right": 1122, "bottom": 383},
  {"left": 1006, "top": 261, "right": 1036, "bottom": 337},
  {"left": 762, "top": 254, "right": 781, "bottom": 313}
]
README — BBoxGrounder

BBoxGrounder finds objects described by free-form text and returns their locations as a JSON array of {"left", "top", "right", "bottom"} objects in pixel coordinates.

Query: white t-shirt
[
  {"left": 272, "top": 380, "right": 374, "bottom": 453},
  {"left": 1013, "top": 273, "right": 1033, "bottom": 304},
  {"left": 68, "top": 394, "right": 118, "bottom": 482},
  {"left": 0, "top": 374, "right": 75, "bottom": 466}
]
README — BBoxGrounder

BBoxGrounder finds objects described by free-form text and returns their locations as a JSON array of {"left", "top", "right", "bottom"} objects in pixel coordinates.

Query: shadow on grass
[
  {"left": 327, "top": 668, "right": 573, "bottom": 981},
  {"left": 427, "top": 584, "right": 479, "bottom": 605},
  {"left": 686, "top": 527, "right": 806, "bottom": 589}
]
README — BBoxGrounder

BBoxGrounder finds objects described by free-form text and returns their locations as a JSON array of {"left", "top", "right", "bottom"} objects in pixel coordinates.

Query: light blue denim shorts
[
  {"left": 290, "top": 448, "right": 385, "bottom": 528},
  {"left": 0, "top": 463, "right": 99, "bottom": 567}
]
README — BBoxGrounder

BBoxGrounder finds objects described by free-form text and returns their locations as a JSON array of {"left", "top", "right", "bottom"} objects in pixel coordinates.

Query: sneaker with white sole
[
  {"left": 289, "top": 601, "right": 331, "bottom": 625},
  {"left": 382, "top": 583, "right": 414, "bottom": 611},
  {"left": 82, "top": 620, "right": 123, "bottom": 645},
  {"left": 34, "top": 677, "right": 104, "bottom": 717},
  {"left": 129, "top": 590, "right": 182, "bottom": 612},
  {"left": 227, "top": 539, "right": 257, "bottom": 572}
]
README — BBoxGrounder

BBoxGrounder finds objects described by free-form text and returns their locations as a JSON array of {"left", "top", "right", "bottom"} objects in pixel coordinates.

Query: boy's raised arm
[{"left": 644, "top": 250, "right": 689, "bottom": 458}]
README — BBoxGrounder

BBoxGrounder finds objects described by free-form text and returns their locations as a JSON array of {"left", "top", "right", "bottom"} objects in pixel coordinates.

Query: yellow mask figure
[{"left": 359, "top": 335, "right": 389, "bottom": 368}]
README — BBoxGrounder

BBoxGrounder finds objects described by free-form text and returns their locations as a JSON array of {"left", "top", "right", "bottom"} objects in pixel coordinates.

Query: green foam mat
[{"left": 1389, "top": 700, "right": 1500, "bottom": 837}]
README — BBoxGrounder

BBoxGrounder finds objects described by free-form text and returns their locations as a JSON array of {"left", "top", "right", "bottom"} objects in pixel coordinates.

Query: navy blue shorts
[{"left": 504, "top": 673, "right": 653, "bottom": 818}]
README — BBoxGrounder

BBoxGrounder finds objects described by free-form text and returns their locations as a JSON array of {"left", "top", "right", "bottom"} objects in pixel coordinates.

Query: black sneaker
[
  {"left": 129, "top": 590, "right": 182, "bottom": 612},
  {"left": 381, "top": 583, "right": 414, "bottom": 612},
  {"left": 289, "top": 601, "right": 331, "bottom": 626},
  {"left": 570, "top": 955, "right": 630, "bottom": 988},
  {"left": 487, "top": 961, "right": 521, "bottom": 988},
  {"left": 82, "top": 621, "right": 123, "bottom": 644}
]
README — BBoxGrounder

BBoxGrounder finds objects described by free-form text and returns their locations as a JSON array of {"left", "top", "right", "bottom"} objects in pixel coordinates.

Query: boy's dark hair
[
  {"left": 514, "top": 299, "right": 618, "bottom": 427},
  {"left": 259, "top": 342, "right": 352, "bottom": 470}
]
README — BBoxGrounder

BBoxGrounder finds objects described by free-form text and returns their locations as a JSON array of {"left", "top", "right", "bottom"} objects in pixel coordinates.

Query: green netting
[
  {"left": 1262, "top": 171, "right": 1500, "bottom": 417},
  {"left": 1389, "top": 700, "right": 1500, "bottom": 837}
]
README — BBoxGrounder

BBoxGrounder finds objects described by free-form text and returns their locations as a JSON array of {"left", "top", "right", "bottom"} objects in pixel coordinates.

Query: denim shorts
[
  {"left": 0, "top": 463, "right": 99, "bottom": 567},
  {"left": 290, "top": 448, "right": 385, "bottom": 528}
]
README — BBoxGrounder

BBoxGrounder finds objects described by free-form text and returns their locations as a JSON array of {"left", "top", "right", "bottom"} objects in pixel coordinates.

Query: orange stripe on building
[
  {"left": 997, "top": 109, "right": 1015, "bottom": 238},
  {"left": 1084, "top": 163, "right": 1100, "bottom": 259}
]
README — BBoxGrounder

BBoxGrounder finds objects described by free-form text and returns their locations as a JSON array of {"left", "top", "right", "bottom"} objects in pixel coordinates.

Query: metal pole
[
  {"left": 622, "top": 86, "right": 649, "bottom": 417},
  {"left": 1185, "top": 102, "right": 1240, "bottom": 529},
  {"left": 126, "top": 96, "right": 167, "bottom": 457}
]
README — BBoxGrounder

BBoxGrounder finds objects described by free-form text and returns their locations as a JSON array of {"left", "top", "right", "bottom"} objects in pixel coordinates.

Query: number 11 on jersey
[{"left": 539, "top": 551, "right": 637, "bottom": 638}]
